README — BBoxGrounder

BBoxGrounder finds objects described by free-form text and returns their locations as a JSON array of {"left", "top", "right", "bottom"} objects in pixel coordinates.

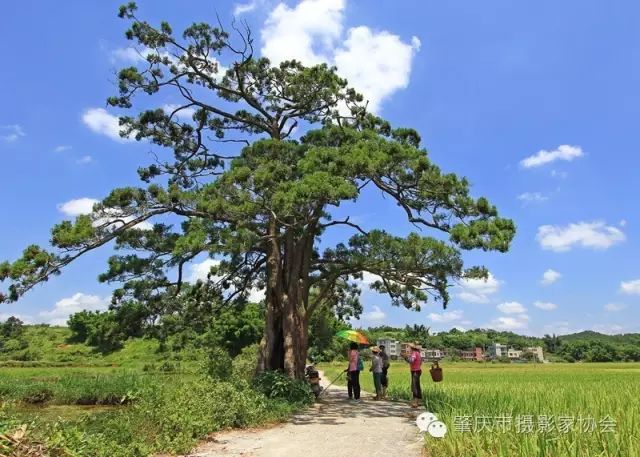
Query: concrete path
[{"left": 190, "top": 373, "right": 424, "bottom": 457}]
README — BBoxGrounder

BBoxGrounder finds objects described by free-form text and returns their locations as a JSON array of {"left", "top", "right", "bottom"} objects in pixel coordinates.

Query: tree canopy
[{"left": 0, "top": 2, "right": 515, "bottom": 378}]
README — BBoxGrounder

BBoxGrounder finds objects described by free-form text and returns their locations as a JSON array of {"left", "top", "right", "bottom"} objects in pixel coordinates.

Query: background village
[{"left": 376, "top": 339, "right": 546, "bottom": 363}]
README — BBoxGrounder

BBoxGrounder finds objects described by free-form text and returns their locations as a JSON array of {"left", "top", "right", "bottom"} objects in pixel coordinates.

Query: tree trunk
[
  {"left": 258, "top": 292, "right": 309, "bottom": 379},
  {"left": 257, "top": 294, "right": 284, "bottom": 372},
  {"left": 257, "top": 217, "right": 286, "bottom": 372},
  {"left": 257, "top": 217, "right": 312, "bottom": 380}
]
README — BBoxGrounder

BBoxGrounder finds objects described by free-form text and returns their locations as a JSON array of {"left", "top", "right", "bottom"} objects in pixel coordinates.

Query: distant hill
[{"left": 560, "top": 330, "right": 640, "bottom": 344}]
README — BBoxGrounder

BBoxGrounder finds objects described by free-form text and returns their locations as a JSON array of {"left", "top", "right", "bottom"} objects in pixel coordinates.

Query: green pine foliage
[{"left": 1, "top": 1, "right": 516, "bottom": 377}]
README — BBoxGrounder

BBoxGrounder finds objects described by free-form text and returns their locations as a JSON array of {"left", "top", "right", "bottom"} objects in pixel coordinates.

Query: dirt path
[{"left": 190, "top": 372, "right": 424, "bottom": 457}]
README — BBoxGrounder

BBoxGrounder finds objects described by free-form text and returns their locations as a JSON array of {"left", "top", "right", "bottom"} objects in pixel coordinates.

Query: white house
[
  {"left": 422, "top": 348, "right": 444, "bottom": 360},
  {"left": 487, "top": 343, "right": 508, "bottom": 358},
  {"left": 507, "top": 348, "right": 522, "bottom": 359},
  {"left": 376, "top": 339, "right": 400, "bottom": 358},
  {"left": 524, "top": 346, "right": 544, "bottom": 362}
]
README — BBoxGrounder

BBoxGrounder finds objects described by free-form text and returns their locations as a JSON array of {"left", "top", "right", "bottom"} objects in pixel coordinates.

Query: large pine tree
[{"left": 0, "top": 3, "right": 515, "bottom": 378}]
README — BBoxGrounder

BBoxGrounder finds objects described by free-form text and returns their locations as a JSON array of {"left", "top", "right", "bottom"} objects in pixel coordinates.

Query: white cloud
[
  {"left": 540, "top": 269, "right": 561, "bottom": 285},
  {"left": 188, "top": 258, "right": 221, "bottom": 283},
  {"left": 620, "top": 279, "right": 640, "bottom": 295},
  {"left": 234, "top": 0, "right": 263, "bottom": 15},
  {"left": 361, "top": 305, "right": 386, "bottom": 322},
  {"left": 57, "top": 197, "right": 152, "bottom": 230},
  {"left": 497, "top": 301, "right": 526, "bottom": 314},
  {"left": 1, "top": 124, "right": 25, "bottom": 143},
  {"left": 455, "top": 273, "right": 501, "bottom": 304},
  {"left": 261, "top": 0, "right": 420, "bottom": 113},
  {"left": 534, "top": 301, "right": 558, "bottom": 311},
  {"left": 57, "top": 198, "right": 99, "bottom": 217},
  {"left": 517, "top": 192, "right": 548, "bottom": 203},
  {"left": 82, "top": 108, "right": 133, "bottom": 142},
  {"left": 489, "top": 315, "right": 529, "bottom": 331},
  {"left": 333, "top": 26, "right": 421, "bottom": 113},
  {"left": 619, "top": 219, "right": 627, "bottom": 227},
  {"left": 520, "top": 145, "right": 583, "bottom": 168},
  {"left": 537, "top": 221, "right": 625, "bottom": 252},
  {"left": 39, "top": 293, "right": 110, "bottom": 326},
  {"left": 262, "top": 0, "right": 345, "bottom": 66},
  {"left": 428, "top": 309, "right": 464, "bottom": 323},
  {"left": 604, "top": 303, "right": 626, "bottom": 312},
  {"left": 54, "top": 145, "right": 72, "bottom": 153},
  {"left": 76, "top": 155, "right": 93, "bottom": 165}
]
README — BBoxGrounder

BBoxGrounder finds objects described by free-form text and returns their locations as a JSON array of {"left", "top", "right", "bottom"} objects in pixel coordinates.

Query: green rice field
[{"left": 320, "top": 361, "right": 640, "bottom": 457}]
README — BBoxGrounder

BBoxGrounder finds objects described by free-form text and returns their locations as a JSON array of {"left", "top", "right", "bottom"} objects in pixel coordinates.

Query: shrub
[
  {"left": 253, "top": 371, "right": 313, "bottom": 405},
  {"left": 13, "top": 349, "right": 42, "bottom": 361},
  {"left": 232, "top": 344, "right": 259, "bottom": 381},
  {"left": 202, "top": 347, "right": 232, "bottom": 381},
  {"left": 0, "top": 338, "right": 27, "bottom": 353}
]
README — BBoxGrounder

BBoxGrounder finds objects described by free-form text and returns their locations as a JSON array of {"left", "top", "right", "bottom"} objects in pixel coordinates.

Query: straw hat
[
  {"left": 409, "top": 342, "right": 422, "bottom": 350},
  {"left": 370, "top": 346, "right": 381, "bottom": 353}
]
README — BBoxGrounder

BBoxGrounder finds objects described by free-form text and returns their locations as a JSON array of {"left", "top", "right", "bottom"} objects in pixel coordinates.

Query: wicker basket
[{"left": 429, "top": 361, "right": 443, "bottom": 382}]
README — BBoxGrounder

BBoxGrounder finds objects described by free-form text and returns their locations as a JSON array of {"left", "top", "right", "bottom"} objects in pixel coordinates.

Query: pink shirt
[
  {"left": 348, "top": 349, "right": 359, "bottom": 371},
  {"left": 408, "top": 350, "right": 422, "bottom": 372}
]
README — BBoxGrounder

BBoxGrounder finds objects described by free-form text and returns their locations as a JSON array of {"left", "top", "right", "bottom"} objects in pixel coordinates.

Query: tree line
[{"left": 2, "top": 313, "right": 639, "bottom": 363}]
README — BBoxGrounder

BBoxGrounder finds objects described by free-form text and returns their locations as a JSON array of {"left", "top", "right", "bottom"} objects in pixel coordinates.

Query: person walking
[
  {"left": 379, "top": 344, "right": 390, "bottom": 399},
  {"left": 346, "top": 342, "right": 362, "bottom": 401},
  {"left": 369, "top": 346, "right": 384, "bottom": 400},
  {"left": 402, "top": 342, "right": 423, "bottom": 408}
]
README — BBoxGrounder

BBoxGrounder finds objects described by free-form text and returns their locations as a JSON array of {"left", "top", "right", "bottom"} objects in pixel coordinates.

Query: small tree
[
  {"left": 0, "top": 3, "right": 515, "bottom": 378},
  {"left": 1, "top": 316, "right": 24, "bottom": 338}
]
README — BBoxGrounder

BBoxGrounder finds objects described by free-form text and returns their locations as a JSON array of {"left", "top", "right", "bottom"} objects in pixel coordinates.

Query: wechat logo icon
[{"left": 416, "top": 412, "right": 448, "bottom": 438}]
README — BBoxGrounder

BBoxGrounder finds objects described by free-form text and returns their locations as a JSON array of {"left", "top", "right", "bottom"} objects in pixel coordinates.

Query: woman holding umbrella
[
  {"left": 336, "top": 330, "right": 368, "bottom": 401},
  {"left": 347, "top": 342, "right": 362, "bottom": 400}
]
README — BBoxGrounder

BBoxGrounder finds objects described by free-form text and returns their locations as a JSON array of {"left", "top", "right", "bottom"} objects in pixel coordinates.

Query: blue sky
[{"left": 1, "top": 0, "right": 639, "bottom": 335}]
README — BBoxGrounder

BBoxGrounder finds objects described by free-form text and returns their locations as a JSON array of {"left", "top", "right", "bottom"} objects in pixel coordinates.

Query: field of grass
[
  {"left": 3, "top": 325, "right": 639, "bottom": 456},
  {"left": 0, "top": 367, "right": 303, "bottom": 456},
  {"left": 0, "top": 330, "right": 309, "bottom": 456},
  {"left": 320, "top": 361, "right": 640, "bottom": 457}
]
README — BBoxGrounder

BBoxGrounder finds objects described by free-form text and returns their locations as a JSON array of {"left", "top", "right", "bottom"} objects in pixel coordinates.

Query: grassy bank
[
  {"left": 0, "top": 328, "right": 312, "bottom": 456},
  {"left": 1, "top": 373, "right": 304, "bottom": 456},
  {"left": 320, "top": 361, "right": 640, "bottom": 457}
]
